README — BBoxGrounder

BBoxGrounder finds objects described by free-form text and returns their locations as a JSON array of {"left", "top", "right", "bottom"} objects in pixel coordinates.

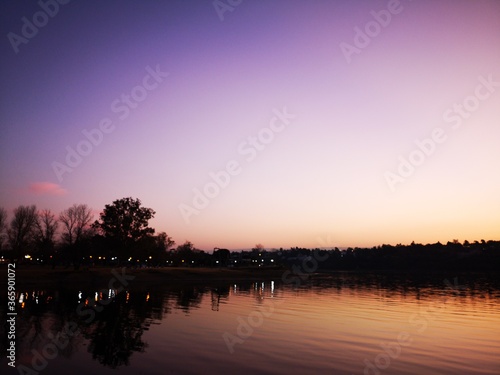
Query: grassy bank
[{"left": 1, "top": 265, "right": 288, "bottom": 289}]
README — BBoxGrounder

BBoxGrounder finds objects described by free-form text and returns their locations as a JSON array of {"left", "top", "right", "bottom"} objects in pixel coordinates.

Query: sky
[{"left": 1, "top": 0, "right": 499, "bottom": 250}]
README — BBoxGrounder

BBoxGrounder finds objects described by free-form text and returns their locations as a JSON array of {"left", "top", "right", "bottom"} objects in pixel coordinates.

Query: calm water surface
[{"left": 2, "top": 273, "right": 500, "bottom": 375}]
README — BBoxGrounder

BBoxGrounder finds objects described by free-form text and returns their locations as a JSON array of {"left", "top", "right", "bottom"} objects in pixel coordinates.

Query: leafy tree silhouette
[{"left": 92, "top": 197, "right": 155, "bottom": 260}]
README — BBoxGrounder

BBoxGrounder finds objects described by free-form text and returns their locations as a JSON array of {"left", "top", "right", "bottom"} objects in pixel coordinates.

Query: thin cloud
[{"left": 29, "top": 182, "right": 67, "bottom": 196}]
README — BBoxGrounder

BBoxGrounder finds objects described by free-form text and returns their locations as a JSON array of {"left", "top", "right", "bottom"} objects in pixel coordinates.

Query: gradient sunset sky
[{"left": 1, "top": 0, "right": 499, "bottom": 250}]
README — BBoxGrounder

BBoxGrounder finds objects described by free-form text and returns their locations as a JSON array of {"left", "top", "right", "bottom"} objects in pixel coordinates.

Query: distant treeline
[
  {"left": 275, "top": 240, "right": 500, "bottom": 272},
  {"left": 2, "top": 238, "right": 499, "bottom": 272},
  {"left": 0, "top": 197, "right": 498, "bottom": 271}
]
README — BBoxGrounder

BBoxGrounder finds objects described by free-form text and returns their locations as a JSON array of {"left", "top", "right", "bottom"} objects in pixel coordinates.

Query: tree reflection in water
[
  {"left": 84, "top": 291, "right": 148, "bottom": 368},
  {"left": 2, "top": 275, "right": 499, "bottom": 370},
  {"left": 1, "top": 284, "right": 232, "bottom": 369}
]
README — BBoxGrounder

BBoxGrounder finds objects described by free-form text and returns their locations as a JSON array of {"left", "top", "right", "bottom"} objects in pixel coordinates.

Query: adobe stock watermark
[
  {"left": 7, "top": 264, "right": 17, "bottom": 368},
  {"left": 384, "top": 74, "right": 499, "bottom": 192},
  {"left": 281, "top": 248, "right": 329, "bottom": 288},
  {"left": 340, "top": 0, "right": 407, "bottom": 64},
  {"left": 213, "top": 0, "right": 243, "bottom": 21},
  {"left": 222, "top": 237, "right": 329, "bottom": 354},
  {"left": 222, "top": 297, "right": 277, "bottom": 354},
  {"left": 362, "top": 277, "right": 465, "bottom": 375},
  {"left": 52, "top": 64, "right": 169, "bottom": 183},
  {"left": 7, "top": 0, "right": 72, "bottom": 54},
  {"left": 280, "top": 233, "right": 331, "bottom": 289},
  {"left": 178, "top": 107, "right": 296, "bottom": 224},
  {"left": 16, "top": 268, "right": 135, "bottom": 375}
]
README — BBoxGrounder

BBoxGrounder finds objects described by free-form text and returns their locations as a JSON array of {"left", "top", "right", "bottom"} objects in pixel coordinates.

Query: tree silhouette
[
  {"left": 7, "top": 205, "right": 37, "bottom": 260},
  {"left": 59, "top": 204, "right": 93, "bottom": 246},
  {"left": 156, "top": 231, "right": 175, "bottom": 252},
  {"left": 59, "top": 204, "right": 93, "bottom": 268},
  {"left": 34, "top": 209, "right": 58, "bottom": 260},
  {"left": 92, "top": 197, "right": 155, "bottom": 259}
]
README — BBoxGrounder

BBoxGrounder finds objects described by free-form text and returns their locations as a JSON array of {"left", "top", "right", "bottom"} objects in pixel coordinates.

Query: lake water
[{"left": 2, "top": 272, "right": 500, "bottom": 375}]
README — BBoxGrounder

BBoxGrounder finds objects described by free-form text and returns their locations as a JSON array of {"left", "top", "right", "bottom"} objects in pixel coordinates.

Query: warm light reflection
[{"left": 8, "top": 279, "right": 500, "bottom": 375}]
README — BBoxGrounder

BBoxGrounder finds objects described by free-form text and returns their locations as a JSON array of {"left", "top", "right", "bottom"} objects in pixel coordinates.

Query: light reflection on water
[{"left": 1, "top": 273, "right": 500, "bottom": 375}]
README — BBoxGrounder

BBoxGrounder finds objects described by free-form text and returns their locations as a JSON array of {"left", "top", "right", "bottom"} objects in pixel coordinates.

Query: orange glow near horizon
[{"left": 1, "top": 0, "right": 499, "bottom": 252}]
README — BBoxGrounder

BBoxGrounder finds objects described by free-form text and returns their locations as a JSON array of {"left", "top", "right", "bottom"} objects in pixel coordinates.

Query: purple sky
[{"left": 1, "top": 0, "right": 499, "bottom": 250}]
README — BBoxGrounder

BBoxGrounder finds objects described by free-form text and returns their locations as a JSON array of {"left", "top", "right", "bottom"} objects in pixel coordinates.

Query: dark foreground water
[{"left": 1, "top": 272, "right": 500, "bottom": 375}]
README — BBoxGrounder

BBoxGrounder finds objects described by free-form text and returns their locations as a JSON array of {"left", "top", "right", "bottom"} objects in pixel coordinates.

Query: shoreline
[
  {"left": 2, "top": 265, "right": 499, "bottom": 290},
  {"left": 1, "top": 265, "right": 289, "bottom": 289}
]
